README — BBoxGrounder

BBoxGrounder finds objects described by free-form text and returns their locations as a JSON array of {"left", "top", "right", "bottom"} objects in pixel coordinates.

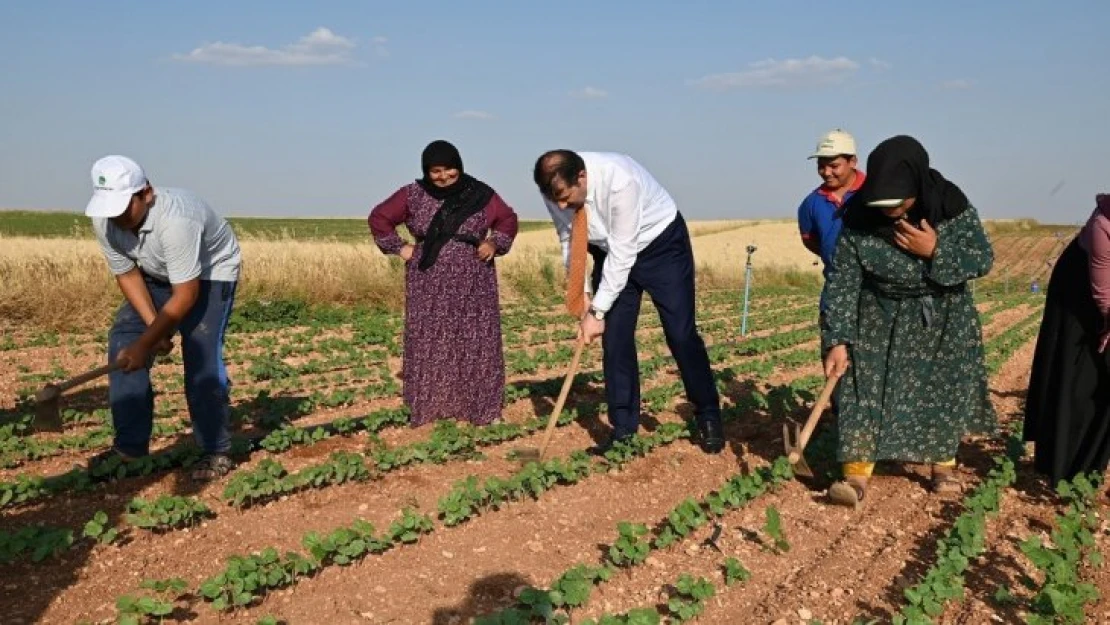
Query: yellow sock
[
  {"left": 843, "top": 461, "right": 875, "bottom": 478},
  {"left": 935, "top": 458, "right": 957, "bottom": 467}
]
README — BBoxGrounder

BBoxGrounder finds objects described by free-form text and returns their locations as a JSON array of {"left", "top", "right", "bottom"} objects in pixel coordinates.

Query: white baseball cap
[
  {"left": 85, "top": 155, "right": 149, "bottom": 218},
  {"left": 808, "top": 129, "right": 857, "bottom": 159}
]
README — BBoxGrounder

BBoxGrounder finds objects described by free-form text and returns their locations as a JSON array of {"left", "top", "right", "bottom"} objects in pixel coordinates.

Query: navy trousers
[
  {"left": 589, "top": 213, "right": 721, "bottom": 437},
  {"left": 107, "top": 276, "right": 237, "bottom": 456}
]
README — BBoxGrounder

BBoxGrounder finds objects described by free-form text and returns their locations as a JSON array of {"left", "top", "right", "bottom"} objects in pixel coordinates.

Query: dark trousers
[
  {"left": 589, "top": 213, "right": 720, "bottom": 437},
  {"left": 107, "top": 276, "right": 237, "bottom": 456}
]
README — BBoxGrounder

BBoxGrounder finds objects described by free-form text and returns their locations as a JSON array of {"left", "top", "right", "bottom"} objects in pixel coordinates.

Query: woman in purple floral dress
[{"left": 368, "top": 140, "right": 519, "bottom": 427}]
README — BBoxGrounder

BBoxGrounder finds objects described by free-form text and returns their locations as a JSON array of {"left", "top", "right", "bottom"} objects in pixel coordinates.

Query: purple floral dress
[{"left": 368, "top": 183, "right": 519, "bottom": 426}]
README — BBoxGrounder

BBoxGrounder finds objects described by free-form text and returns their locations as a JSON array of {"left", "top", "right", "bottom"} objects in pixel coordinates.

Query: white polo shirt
[
  {"left": 543, "top": 152, "right": 678, "bottom": 313},
  {"left": 92, "top": 187, "right": 241, "bottom": 284}
]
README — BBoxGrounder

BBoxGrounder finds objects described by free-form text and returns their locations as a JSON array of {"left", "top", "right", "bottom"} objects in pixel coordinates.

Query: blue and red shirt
[{"left": 797, "top": 170, "right": 865, "bottom": 309}]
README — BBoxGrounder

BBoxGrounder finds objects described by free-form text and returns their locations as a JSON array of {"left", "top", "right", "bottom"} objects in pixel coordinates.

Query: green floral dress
[{"left": 821, "top": 206, "right": 997, "bottom": 463}]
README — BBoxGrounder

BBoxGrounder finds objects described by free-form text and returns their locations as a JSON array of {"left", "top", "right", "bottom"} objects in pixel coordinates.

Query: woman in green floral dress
[{"left": 821, "top": 135, "right": 997, "bottom": 507}]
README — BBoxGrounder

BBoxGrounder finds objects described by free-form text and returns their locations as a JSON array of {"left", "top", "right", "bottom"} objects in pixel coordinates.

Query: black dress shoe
[
  {"left": 586, "top": 433, "right": 634, "bottom": 456},
  {"left": 696, "top": 419, "right": 725, "bottom": 454}
]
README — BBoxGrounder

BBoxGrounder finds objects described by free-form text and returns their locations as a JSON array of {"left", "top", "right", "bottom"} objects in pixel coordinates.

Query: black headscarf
[
  {"left": 842, "top": 135, "right": 970, "bottom": 233},
  {"left": 414, "top": 140, "right": 494, "bottom": 271}
]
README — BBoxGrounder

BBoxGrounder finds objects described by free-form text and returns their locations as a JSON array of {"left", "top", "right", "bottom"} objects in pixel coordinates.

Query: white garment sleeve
[
  {"left": 590, "top": 177, "right": 641, "bottom": 313},
  {"left": 93, "top": 221, "right": 137, "bottom": 276}
]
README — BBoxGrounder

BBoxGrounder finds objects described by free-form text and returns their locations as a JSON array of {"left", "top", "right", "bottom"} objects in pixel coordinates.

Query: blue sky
[{"left": 1, "top": 1, "right": 1106, "bottom": 223}]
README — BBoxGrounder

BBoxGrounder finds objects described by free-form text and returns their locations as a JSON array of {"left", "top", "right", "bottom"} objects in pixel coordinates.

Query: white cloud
[
  {"left": 869, "top": 57, "right": 892, "bottom": 70},
  {"left": 691, "top": 56, "right": 861, "bottom": 90},
  {"left": 571, "top": 86, "right": 609, "bottom": 99},
  {"left": 940, "top": 79, "right": 974, "bottom": 90},
  {"left": 172, "top": 27, "right": 359, "bottom": 67},
  {"left": 452, "top": 110, "right": 496, "bottom": 120}
]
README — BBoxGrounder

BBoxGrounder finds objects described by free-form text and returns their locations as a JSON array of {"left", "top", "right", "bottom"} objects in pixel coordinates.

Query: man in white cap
[
  {"left": 85, "top": 155, "right": 242, "bottom": 482},
  {"left": 796, "top": 129, "right": 865, "bottom": 314},
  {"left": 796, "top": 130, "right": 864, "bottom": 428}
]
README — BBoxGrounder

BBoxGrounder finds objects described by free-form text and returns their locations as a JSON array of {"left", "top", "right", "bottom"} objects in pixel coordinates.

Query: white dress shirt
[{"left": 543, "top": 152, "right": 678, "bottom": 314}]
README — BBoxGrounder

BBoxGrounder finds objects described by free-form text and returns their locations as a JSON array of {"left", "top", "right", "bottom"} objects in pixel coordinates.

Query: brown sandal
[
  {"left": 190, "top": 453, "right": 234, "bottom": 482},
  {"left": 828, "top": 479, "right": 867, "bottom": 508}
]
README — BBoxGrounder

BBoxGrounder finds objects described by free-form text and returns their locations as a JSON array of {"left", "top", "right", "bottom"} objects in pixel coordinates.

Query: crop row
[
  {"left": 0, "top": 407, "right": 409, "bottom": 511},
  {"left": 0, "top": 494, "right": 211, "bottom": 566},
  {"left": 217, "top": 322, "right": 824, "bottom": 510},
  {"left": 0, "top": 377, "right": 396, "bottom": 468},
  {"left": 984, "top": 308, "right": 1043, "bottom": 374},
  {"left": 893, "top": 433, "right": 1104, "bottom": 625},
  {"left": 0, "top": 292, "right": 819, "bottom": 445},
  {"left": 1015, "top": 472, "right": 1103, "bottom": 625},
  {"left": 1, "top": 333, "right": 824, "bottom": 580},
  {"left": 497, "top": 287, "right": 809, "bottom": 333},
  {"left": 439, "top": 422, "right": 689, "bottom": 527},
  {"left": 504, "top": 296, "right": 811, "bottom": 350},
  {"left": 478, "top": 313, "right": 1049, "bottom": 624},
  {"left": 10, "top": 296, "right": 1044, "bottom": 623},
  {"left": 472, "top": 376, "right": 830, "bottom": 623},
  {"left": 2, "top": 289, "right": 1019, "bottom": 431},
  {"left": 0, "top": 295, "right": 1037, "bottom": 520},
  {"left": 475, "top": 456, "right": 794, "bottom": 624},
  {"left": 0, "top": 284, "right": 1021, "bottom": 363},
  {"left": 892, "top": 445, "right": 1019, "bottom": 623},
  {"left": 0, "top": 300, "right": 1026, "bottom": 515},
  {"left": 99, "top": 328, "right": 837, "bottom": 620},
  {"left": 114, "top": 419, "right": 700, "bottom": 619}
]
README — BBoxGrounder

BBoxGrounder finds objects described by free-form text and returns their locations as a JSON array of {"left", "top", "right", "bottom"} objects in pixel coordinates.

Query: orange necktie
[{"left": 565, "top": 207, "right": 588, "bottom": 318}]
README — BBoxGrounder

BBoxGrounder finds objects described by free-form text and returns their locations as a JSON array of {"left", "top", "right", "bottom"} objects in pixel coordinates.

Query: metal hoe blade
[
  {"left": 782, "top": 373, "right": 840, "bottom": 480},
  {"left": 33, "top": 384, "right": 65, "bottom": 433},
  {"left": 783, "top": 421, "right": 814, "bottom": 478},
  {"left": 30, "top": 362, "right": 120, "bottom": 434}
]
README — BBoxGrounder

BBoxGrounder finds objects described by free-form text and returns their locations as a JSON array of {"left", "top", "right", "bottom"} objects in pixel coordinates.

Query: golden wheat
[{"left": 0, "top": 222, "right": 821, "bottom": 331}]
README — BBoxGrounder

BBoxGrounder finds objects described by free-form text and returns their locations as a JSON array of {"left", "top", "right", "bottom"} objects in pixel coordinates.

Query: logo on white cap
[
  {"left": 809, "top": 129, "right": 857, "bottom": 159},
  {"left": 85, "top": 155, "right": 148, "bottom": 218}
]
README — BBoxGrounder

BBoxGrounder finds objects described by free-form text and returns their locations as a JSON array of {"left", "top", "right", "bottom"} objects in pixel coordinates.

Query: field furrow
[{"left": 0, "top": 226, "right": 1103, "bottom": 625}]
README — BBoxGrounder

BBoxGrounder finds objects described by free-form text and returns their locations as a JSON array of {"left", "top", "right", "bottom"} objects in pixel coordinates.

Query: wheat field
[{"left": 0, "top": 220, "right": 821, "bottom": 331}]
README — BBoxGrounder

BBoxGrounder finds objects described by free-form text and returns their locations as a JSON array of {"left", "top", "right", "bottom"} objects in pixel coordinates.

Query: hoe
[
  {"left": 783, "top": 372, "right": 840, "bottom": 478},
  {"left": 512, "top": 334, "right": 587, "bottom": 463},
  {"left": 34, "top": 362, "right": 122, "bottom": 433}
]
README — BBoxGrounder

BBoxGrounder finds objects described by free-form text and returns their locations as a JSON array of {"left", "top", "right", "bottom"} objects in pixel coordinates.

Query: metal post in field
[{"left": 741, "top": 244, "right": 756, "bottom": 337}]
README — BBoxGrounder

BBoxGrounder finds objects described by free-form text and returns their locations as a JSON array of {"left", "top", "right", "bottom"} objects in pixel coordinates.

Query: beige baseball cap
[{"left": 808, "top": 129, "right": 856, "bottom": 159}]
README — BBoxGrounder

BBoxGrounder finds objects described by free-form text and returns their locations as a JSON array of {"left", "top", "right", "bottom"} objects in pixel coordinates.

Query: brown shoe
[{"left": 828, "top": 478, "right": 867, "bottom": 508}]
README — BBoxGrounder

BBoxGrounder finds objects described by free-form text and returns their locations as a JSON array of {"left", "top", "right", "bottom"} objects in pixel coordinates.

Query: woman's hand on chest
[{"left": 892, "top": 218, "right": 938, "bottom": 260}]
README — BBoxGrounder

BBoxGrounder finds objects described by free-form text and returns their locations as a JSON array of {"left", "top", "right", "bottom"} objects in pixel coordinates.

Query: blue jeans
[{"left": 107, "top": 276, "right": 237, "bottom": 456}]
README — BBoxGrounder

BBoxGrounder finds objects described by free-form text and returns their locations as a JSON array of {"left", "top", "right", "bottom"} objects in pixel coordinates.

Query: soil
[{"left": 1, "top": 293, "right": 1105, "bottom": 625}]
